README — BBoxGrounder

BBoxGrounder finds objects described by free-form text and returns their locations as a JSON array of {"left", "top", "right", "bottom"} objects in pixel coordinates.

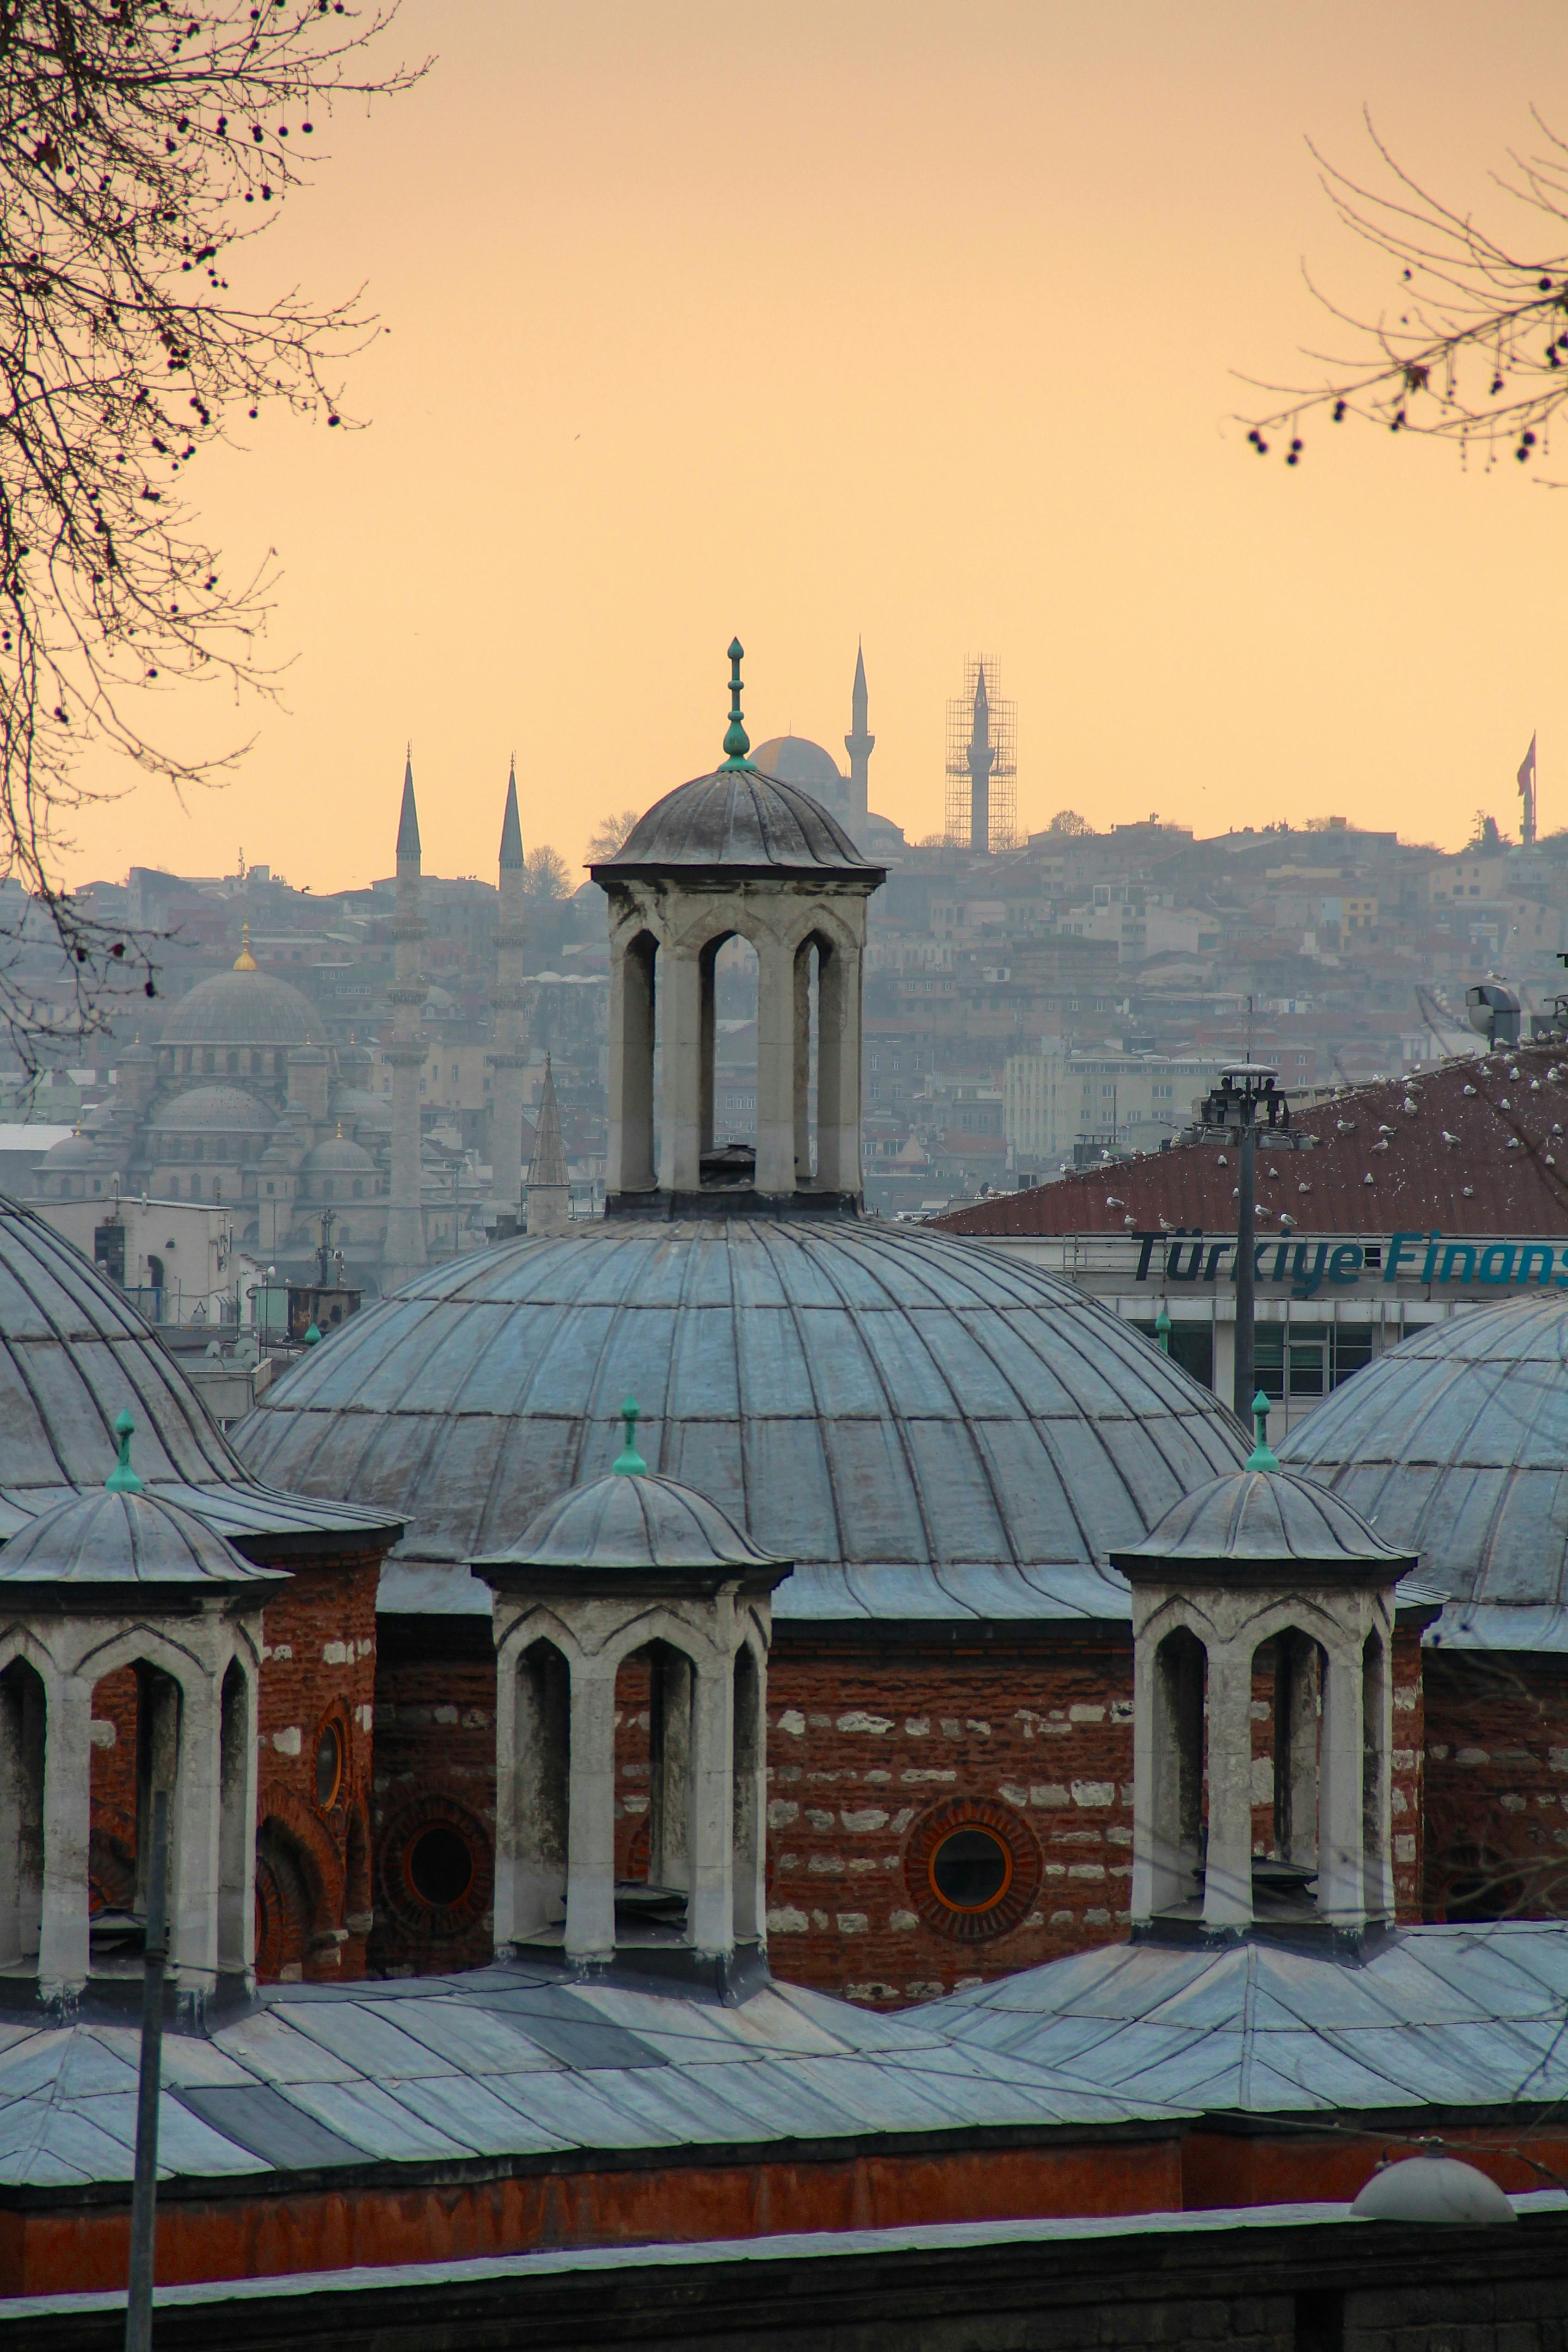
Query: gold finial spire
[{"left": 233, "top": 921, "right": 258, "bottom": 973}]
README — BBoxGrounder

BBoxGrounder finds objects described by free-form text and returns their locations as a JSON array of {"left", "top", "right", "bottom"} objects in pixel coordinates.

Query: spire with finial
[
  {"left": 233, "top": 920, "right": 257, "bottom": 973},
  {"left": 499, "top": 755, "right": 525, "bottom": 870},
  {"left": 1245, "top": 1391, "right": 1280, "bottom": 1472},
  {"left": 105, "top": 1408, "right": 143, "bottom": 1494},
  {"left": 397, "top": 747, "right": 421, "bottom": 865},
  {"left": 720, "top": 638, "right": 751, "bottom": 770},
  {"left": 612, "top": 1395, "right": 647, "bottom": 1475},
  {"left": 525, "top": 1053, "right": 570, "bottom": 1235}
]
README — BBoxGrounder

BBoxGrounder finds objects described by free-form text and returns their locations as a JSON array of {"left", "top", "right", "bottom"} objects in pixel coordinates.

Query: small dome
[
  {"left": 148, "top": 1085, "right": 275, "bottom": 1135},
  {"left": 117, "top": 1041, "right": 156, "bottom": 1066},
  {"left": 304, "top": 1135, "right": 375, "bottom": 1175},
  {"left": 477, "top": 1468, "right": 788, "bottom": 1588},
  {"left": 161, "top": 966, "right": 322, "bottom": 1051},
  {"left": 1112, "top": 1466, "right": 1418, "bottom": 1577},
  {"left": 1351, "top": 2156, "right": 1516, "bottom": 2225},
  {"left": 595, "top": 766, "right": 877, "bottom": 878},
  {"left": 40, "top": 1132, "right": 107, "bottom": 1169},
  {"left": 0, "top": 1484, "right": 285, "bottom": 1589},
  {"left": 750, "top": 736, "right": 845, "bottom": 793}
]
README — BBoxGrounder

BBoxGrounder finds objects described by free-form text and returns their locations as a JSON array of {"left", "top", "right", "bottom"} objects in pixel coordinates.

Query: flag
[{"left": 1519, "top": 732, "right": 1537, "bottom": 798}]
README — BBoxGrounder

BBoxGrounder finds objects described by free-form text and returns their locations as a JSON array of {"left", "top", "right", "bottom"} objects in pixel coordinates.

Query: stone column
[
  {"left": 1201, "top": 1644, "right": 1255, "bottom": 1929},
  {"left": 816, "top": 939, "right": 862, "bottom": 1197},
  {"left": 170, "top": 1669, "right": 221, "bottom": 1994},
  {"left": 686, "top": 1652, "right": 735, "bottom": 1957},
  {"left": 731, "top": 1640, "right": 767, "bottom": 1944},
  {"left": 1317, "top": 1642, "right": 1366, "bottom": 1926},
  {"left": 217, "top": 1657, "right": 258, "bottom": 1979},
  {"left": 1362, "top": 1628, "right": 1395, "bottom": 1921},
  {"left": 565, "top": 1664, "right": 617, "bottom": 1962},
  {"left": 648, "top": 1645, "right": 692, "bottom": 1894},
  {"left": 753, "top": 936, "right": 796, "bottom": 1198},
  {"left": 658, "top": 944, "right": 704, "bottom": 1194},
  {"left": 38, "top": 1666, "right": 92, "bottom": 1995}
]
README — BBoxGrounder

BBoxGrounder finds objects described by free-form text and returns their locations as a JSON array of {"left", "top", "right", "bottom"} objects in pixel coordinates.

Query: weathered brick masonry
[
  {"left": 1424, "top": 1648, "right": 1568, "bottom": 1921},
  {"left": 369, "top": 1614, "right": 498, "bottom": 1976}
]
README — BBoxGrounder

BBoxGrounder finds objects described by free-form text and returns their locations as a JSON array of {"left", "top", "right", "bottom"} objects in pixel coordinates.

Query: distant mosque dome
[
  {"left": 161, "top": 965, "right": 322, "bottom": 1052},
  {"left": 303, "top": 1134, "right": 376, "bottom": 1178},
  {"left": 148, "top": 1085, "right": 275, "bottom": 1139},
  {"left": 751, "top": 735, "right": 846, "bottom": 794}
]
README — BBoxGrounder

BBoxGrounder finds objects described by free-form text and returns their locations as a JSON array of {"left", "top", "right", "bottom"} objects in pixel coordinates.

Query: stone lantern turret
[
  {"left": 473, "top": 1400, "right": 791, "bottom": 1996},
  {"left": 0, "top": 1413, "right": 286, "bottom": 2015},
  {"left": 591, "top": 641, "right": 884, "bottom": 1215},
  {"left": 1111, "top": 1398, "right": 1429, "bottom": 1944}
]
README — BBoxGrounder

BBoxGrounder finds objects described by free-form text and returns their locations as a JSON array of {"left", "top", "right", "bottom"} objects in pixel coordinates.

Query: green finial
[
  {"left": 720, "top": 637, "right": 751, "bottom": 769},
  {"left": 304, "top": 1321, "right": 322, "bottom": 1347},
  {"left": 105, "top": 1408, "right": 143, "bottom": 1494},
  {"left": 1154, "top": 1304, "right": 1172, "bottom": 1354},
  {"left": 1246, "top": 1389, "right": 1279, "bottom": 1472},
  {"left": 612, "top": 1394, "right": 647, "bottom": 1475}
]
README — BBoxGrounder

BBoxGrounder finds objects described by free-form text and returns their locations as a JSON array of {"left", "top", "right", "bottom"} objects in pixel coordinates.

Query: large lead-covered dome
[
  {"left": 234, "top": 1219, "right": 1246, "bottom": 1622},
  {"left": 160, "top": 964, "right": 322, "bottom": 1050},
  {"left": 1279, "top": 1292, "right": 1568, "bottom": 1636}
]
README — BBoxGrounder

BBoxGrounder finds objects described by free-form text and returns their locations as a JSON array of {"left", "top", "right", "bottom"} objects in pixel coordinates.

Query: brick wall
[
  {"left": 763, "top": 1633, "right": 1136, "bottom": 2003},
  {"left": 253, "top": 1549, "right": 380, "bottom": 1982},
  {"left": 1424, "top": 1648, "right": 1568, "bottom": 1919}
]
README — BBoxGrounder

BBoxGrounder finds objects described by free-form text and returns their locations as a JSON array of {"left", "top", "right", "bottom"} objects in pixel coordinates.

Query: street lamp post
[{"left": 1197, "top": 1064, "right": 1295, "bottom": 1425}]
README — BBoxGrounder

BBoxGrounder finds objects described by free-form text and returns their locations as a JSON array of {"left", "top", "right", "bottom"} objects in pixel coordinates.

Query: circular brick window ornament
[
  {"left": 904, "top": 1798, "right": 1040, "bottom": 1942},
  {"left": 378, "top": 1795, "right": 493, "bottom": 1937}
]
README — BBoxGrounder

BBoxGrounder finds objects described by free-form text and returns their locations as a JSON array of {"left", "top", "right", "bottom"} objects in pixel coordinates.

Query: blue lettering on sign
[{"left": 1133, "top": 1233, "right": 1568, "bottom": 1287}]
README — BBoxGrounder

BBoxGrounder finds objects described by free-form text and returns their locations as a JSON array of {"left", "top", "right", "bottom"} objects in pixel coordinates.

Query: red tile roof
[{"left": 932, "top": 1043, "right": 1568, "bottom": 1241}]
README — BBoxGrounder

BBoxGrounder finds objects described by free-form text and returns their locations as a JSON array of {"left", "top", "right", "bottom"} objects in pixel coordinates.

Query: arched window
[
  {"left": 617, "top": 932, "right": 658, "bottom": 1191},
  {"left": 1148, "top": 1625, "right": 1206, "bottom": 1915},
  {"left": 0, "top": 1658, "right": 45, "bottom": 1970},
  {"left": 510, "top": 1639, "right": 570, "bottom": 1936}
]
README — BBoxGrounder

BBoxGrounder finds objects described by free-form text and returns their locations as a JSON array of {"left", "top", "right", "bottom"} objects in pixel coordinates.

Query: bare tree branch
[
  {"left": 1238, "top": 109, "right": 1568, "bottom": 479},
  {"left": 0, "top": 0, "right": 427, "bottom": 1066}
]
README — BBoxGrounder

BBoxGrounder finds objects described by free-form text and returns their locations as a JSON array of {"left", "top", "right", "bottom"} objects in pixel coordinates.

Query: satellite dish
[{"left": 1351, "top": 2156, "right": 1516, "bottom": 2225}]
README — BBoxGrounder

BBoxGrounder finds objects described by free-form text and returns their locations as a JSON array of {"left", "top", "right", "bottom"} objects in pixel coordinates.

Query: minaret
[
  {"left": 843, "top": 641, "right": 874, "bottom": 837},
  {"left": 525, "top": 1052, "right": 569, "bottom": 1235},
  {"left": 966, "top": 665, "right": 996, "bottom": 855},
  {"left": 383, "top": 752, "right": 427, "bottom": 1281},
  {"left": 488, "top": 759, "right": 529, "bottom": 1239}
]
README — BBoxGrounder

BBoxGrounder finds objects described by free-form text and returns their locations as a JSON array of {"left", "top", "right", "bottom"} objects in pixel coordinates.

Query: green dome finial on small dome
[
  {"left": 1154, "top": 1305, "right": 1172, "bottom": 1355},
  {"left": 720, "top": 638, "right": 751, "bottom": 770},
  {"left": 304, "top": 1322, "right": 322, "bottom": 1347},
  {"left": 613, "top": 1395, "right": 647, "bottom": 1475},
  {"left": 105, "top": 1408, "right": 143, "bottom": 1494},
  {"left": 1246, "top": 1390, "right": 1280, "bottom": 1472}
]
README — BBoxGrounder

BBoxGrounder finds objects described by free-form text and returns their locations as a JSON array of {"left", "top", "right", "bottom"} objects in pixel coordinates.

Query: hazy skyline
[{"left": 58, "top": 1, "right": 1568, "bottom": 893}]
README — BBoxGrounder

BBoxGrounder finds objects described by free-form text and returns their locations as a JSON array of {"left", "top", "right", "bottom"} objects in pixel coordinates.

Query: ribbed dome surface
[
  {"left": 0, "top": 1485, "right": 284, "bottom": 1587},
  {"left": 479, "top": 1470, "right": 785, "bottom": 1576},
  {"left": 148, "top": 1085, "right": 275, "bottom": 1133},
  {"left": 594, "top": 765, "right": 876, "bottom": 876},
  {"left": 234, "top": 1219, "right": 1248, "bottom": 1622},
  {"left": 1112, "top": 1466, "right": 1415, "bottom": 1575},
  {"left": 161, "top": 967, "right": 322, "bottom": 1049},
  {"left": 0, "top": 1194, "right": 398, "bottom": 1553},
  {"left": 1280, "top": 1293, "right": 1568, "bottom": 1616}
]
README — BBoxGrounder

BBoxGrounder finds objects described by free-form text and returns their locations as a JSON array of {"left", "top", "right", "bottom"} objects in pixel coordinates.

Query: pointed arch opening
[
  {"left": 1148, "top": 1625, "right": 1206, "bottom": 1915},
  {"left": 511, "top": 1637, "right": 570, "bottom": 1939},
  {"left": 698, "top": 932, "right": 758, "bottom": 1189},
  {"left": 217, "top": 1660, "right": 251, "bottom": 1976},
  {"left": 618, "top": 930, "right": 659, "bottom": 1192}
]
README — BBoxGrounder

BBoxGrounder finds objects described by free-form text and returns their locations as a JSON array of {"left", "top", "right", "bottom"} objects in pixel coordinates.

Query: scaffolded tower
[{"left": 945, "top": 658, "right": 1018, "bottom": 854}]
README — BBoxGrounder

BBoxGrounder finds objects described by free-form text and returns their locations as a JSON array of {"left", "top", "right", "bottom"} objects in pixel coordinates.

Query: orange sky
[{"left": 61, "top": 0, "right": 1568, "bottom": 894}]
